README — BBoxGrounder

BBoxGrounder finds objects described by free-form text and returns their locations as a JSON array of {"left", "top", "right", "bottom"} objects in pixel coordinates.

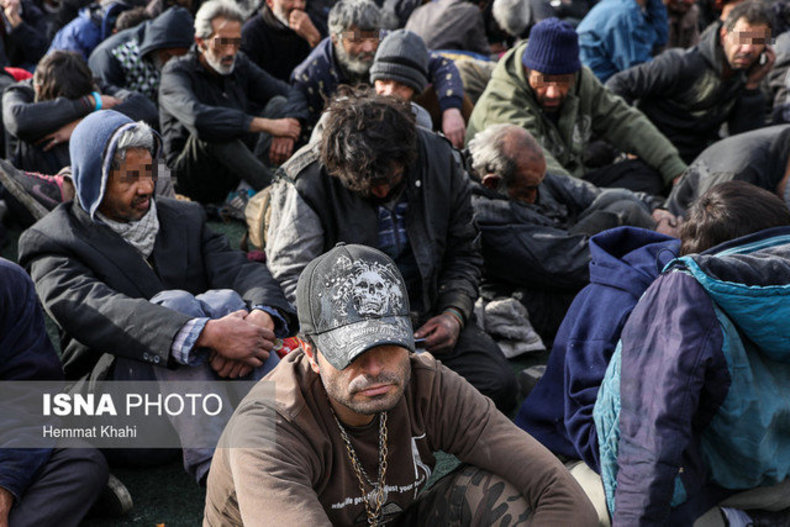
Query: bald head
[{"left": 469, "top": 124, "right": 546, "bottom": 203}]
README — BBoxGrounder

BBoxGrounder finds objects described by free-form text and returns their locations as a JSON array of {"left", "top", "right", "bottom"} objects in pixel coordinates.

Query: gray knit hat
[{"left": 369, "top": 29, "right": 429, "bottom": 94}]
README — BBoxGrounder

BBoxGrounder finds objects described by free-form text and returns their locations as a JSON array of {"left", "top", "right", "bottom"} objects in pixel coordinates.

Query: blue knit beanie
[{"left": 521, "top": 18, "right": 580, "bottom": 75}]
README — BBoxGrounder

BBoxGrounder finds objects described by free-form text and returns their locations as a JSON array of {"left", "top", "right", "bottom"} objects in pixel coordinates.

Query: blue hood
[
  {"left": 70, "top": 110, "right": 158, "bottom": 220},
  {"left": 589, "top": 226, "right": 680, "bottom": 298},
  {"left": 671, "top": 226, "right": 790, "bottom": 362}
]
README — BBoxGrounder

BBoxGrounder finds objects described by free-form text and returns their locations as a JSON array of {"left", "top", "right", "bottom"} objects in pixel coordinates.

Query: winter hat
[
  {"left": 369, "top": 29, "right": 429, "bottom": 94},
  {"left": 521, "top": 18, "right": 581, "bottom": 75}
]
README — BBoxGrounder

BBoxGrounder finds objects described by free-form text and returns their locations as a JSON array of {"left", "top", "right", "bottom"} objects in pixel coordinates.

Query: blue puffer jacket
[
  {"left": 595, "top": 226, "right": 790, "bottom": 526},
  {"left": 515, "top": 227, "right": 678, "bottom": 470},
  {"left": 48, "top": 2, "right": 132, "bottom": 60}
]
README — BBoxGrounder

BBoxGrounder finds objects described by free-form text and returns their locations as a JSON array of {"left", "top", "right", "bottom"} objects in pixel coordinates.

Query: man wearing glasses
[
  {"left": 18, "top": 111, "right": 297, "bottom": 484},
  {"left": 159, "top": 0, "right": 306, "bottom": 205}
]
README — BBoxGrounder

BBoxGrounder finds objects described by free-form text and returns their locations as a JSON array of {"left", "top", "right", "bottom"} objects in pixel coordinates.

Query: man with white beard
[
  {"left": 158, "top": 0, "right": 306, "bottom": 204},
  {"left": 289, "top": 0, "right": 469, "bottom": 146}
]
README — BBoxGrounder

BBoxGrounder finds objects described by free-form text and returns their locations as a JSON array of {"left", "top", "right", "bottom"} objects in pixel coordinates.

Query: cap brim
[{"left": 312, "top": 316, "right": 415, "bottom": 370}]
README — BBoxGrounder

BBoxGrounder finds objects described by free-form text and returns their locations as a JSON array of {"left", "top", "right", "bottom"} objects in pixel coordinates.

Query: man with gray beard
[
  {"left": 158, "top": 0, "right": 306, "bottom": 204},
  {"left": 289, "top": 0, "right": 468, "bottom": 146}
]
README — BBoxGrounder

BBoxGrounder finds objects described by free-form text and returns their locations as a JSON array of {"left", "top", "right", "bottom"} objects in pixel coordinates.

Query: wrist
[
  {"left": 91, "top": 91, "right": 102, "bottom": 111},
  {"left": 442, "top": 307, "right": 464, "bottom": 330}
]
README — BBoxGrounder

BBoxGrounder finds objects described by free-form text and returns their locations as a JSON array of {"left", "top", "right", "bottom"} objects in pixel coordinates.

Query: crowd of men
[{"left": 1, "top": 0, "right": 790, "bottom": 524}]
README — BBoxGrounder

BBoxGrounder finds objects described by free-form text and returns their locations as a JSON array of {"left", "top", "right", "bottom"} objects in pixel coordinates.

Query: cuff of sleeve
[
  {"left": 172, "top": 318, "right": 210, "bottom": 366},
  {"left": 438, "top": 95, "right": 464, "bottom": 113},
  {"left": 252, "top": 306, "right": 290, "bottom": 338},
  {"left": 659, "top": 156, "right": 688, "bottom": 186}
]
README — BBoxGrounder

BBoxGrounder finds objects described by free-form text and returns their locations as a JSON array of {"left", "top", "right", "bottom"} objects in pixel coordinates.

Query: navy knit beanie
[{"left": 521, "top": 18, "right": 580, "bottom": 75}]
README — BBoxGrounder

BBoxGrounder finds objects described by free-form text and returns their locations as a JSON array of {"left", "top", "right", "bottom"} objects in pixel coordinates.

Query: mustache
[{"left": 348, "top": 372, "right": 399, "bottom": 394}]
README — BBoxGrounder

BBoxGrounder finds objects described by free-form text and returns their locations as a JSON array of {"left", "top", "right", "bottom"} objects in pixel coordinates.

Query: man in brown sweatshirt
[{"left": 204, "top": 244, "right": 597, "bottom": 526}]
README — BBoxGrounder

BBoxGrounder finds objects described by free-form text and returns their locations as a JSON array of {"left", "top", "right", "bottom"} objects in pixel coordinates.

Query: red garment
[{"left": 5, "top": 67, "right": 32, "bottom": 81}]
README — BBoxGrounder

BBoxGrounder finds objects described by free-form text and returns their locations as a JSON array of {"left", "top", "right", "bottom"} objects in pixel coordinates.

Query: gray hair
[
  {"left": 468, "top": 123, "right": 541, "bottom": 190},
  {"left": 328, "top": 0, "right": 381, "bottom": 38},
  {"left": 112, "top": 122, "right": 156, "bottom": 168},
  {"left": 194, "top": 0, "right": 245, "bottom": 39},
  {"left": 492, "top": 0, "right": 530, "bottom": 37}
]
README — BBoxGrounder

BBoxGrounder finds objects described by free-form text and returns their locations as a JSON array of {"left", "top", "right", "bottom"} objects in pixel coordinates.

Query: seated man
[
  {"left": 606, "top": 1, "right": 774, "bottom": 163},
  {"left": 0, "top": 0, "right": 49, "bottom": 70},
  {"left": 467, "top": 123, "right": 676, "bottom": 340},
  {"left": 0, "top": 258, "right": 110, "bottom": 526},
  {"left": 159, "top": 0, "right": 304, "bottom": 204},
  {"left": 666, "top": 124, "right": 790, "bottom": 216},
  {"left": 404, "top": 0, "right": 490, "bottom": 56},
  {"left": 467, "top": 18, "right": 687, "bottom": 196},
  {"left": 3, "top": 50, "right": 158, "bottom": 175},
  {"left": 576, "top": 0, "right": 669, "bottom": 82},
  {"left": 241, "top": 0, "right": 323, "bottom": 82},
  {"left": 204, "top": 243, "right": 598, "bottom": 526},
  {"left": 88, "top": 6, "right": 194, "bottom": 105},
  {"left": 18, "top": 110, "right": 297, "bottom": 483},
  {"left": 595, "top": 181, "right": 790, "bottom": 524},
  {"left": 289, "top": 0, "right": 468, "bottom": 147},
  {"left": 267, "top": 89, "right": 518, "bottom": 412}
]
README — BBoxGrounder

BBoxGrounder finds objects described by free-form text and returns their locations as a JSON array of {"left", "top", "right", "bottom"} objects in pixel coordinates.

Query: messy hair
[
  {"left": 328, "top": 0, "right": 381, "bottom": 38},
  {"left": 194, "top": 0, "right": 244, "bottom": 39},
  {"left": 33, "top": 51, "right": 95, "bottom": 102},
  {"left": 320, "top": 86, "right": 417, "bottom": 194},
  {"left": 724, "top": 0, "right": 774, "bottom": 33},
  {"left": 679, "top": 181, "right": 790, "bottom": 255},
  {"left": 468, "top": 123, "right": 543, "bottom": 190}
]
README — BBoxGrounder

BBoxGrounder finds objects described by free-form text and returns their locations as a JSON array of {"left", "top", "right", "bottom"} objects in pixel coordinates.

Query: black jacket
[
  {"left": 606, "top": 22, "right": 765, "bottom": 163},
  {"left": 158, "top": 48, "right": 306, "bottom": 167},
  {"left": 241, "top": 6, "right": 314, "bottom": 82}
]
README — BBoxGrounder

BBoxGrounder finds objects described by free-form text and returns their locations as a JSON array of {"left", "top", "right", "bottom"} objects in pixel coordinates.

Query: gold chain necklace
[{"left": 331, "top": 409, "right": 389, "bottom": 526}]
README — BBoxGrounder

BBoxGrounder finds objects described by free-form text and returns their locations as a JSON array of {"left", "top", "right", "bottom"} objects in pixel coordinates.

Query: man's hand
[
  {"left": 269, "top": 136, "right": 295, "bottom": 165},
  {"left": 289, "top": 10, "right": 321, "bottom": 48},
  {"left": 245, "top": 309, "right": 275, "bottom": 331},
  {"left": 208, "top": 352, "right": 254, "bottom": 379},
  {"left": 441, "top": 107, "right": 466, "bottom": 149},
  {"left": 37, "top": 119, "right": 82, "bottom": 151},
  {"left": 195, "top": 310, "right": 274, "bottom": 367},
  {"left": 0, "top": 487, "right": 13, "bottom": 527},
  {"left": 414, "top": 313, "right": 461, "bottom": 354},
  {"left": 652, "top": 208, "right": 682, "bottom": 237},
  {"left": 1, "top": 0, "right": 22, "bottom": 28},
  {"left": 250, "top": 117, "right": 301, "bottom": 140},
  {"left": 745, "top": 46, "right": 775, "bottom": 90}
]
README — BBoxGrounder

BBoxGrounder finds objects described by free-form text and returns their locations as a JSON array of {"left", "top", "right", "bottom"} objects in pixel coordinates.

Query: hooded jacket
[
  {"left": 595, "top": 227, "right": 790, "bottom": 525},
  {"left": 466, "top": 41, "right": 687, "bottom": 185},
  {"left": 606, "top": 22, "right": 766, "bottom": 163},
  {"left": 48, "top": 1, "right": 133, "bottom": 60},
  {"left": 515, "top": 227, "right": 679, "bottom": 471},
  {"left": 89, "top": 6, "right": 195, "bottom": 102}
]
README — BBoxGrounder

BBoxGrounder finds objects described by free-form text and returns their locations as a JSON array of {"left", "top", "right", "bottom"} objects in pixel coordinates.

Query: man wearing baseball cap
[
  {"left": 205, "top": 244, "right": 597, "bottom": 526},
  {"left": 467, "top": 17, "right": 687, "bottom": 196}
]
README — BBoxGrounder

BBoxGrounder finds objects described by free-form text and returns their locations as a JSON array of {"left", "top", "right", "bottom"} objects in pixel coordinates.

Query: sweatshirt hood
[
  {"left": 139, "top": 6, "right": 194, "bottom": 57},
  {"left": 70, "top": 110, "right": 160, "bottom": 221},
  {"left": 589, "top": 226, "right": 679, "bottom": 297},
  {"left": 670, "top": 226, "right": 790, "bottom": 361}
]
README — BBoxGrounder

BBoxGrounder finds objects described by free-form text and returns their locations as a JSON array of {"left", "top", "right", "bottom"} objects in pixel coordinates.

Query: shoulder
[{"left": 279, "top": 142, "right": 323, "bottom": 183}]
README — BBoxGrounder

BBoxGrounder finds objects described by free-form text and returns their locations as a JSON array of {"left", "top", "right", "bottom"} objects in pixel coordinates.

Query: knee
[
  {"left": 66, "top": 448, "right": 110, "bottom": 499},
  {"left": 195, "top": 289, "right": 246, "bottom": 318},
  {"left": 150, "top": 290, "right": 204, "bottom": 317}
]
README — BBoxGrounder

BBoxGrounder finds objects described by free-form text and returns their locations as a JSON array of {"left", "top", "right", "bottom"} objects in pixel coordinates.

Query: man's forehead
[
  {"left": 528, "top": 71, "right": 575, "bottom": 84},
  {"left": 210, "top": 16, "right": 241, "bottom": 35}
]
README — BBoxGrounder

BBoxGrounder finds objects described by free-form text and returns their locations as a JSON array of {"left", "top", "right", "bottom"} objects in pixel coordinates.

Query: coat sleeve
[
  {"left": 613, "top": 271, "right": 724, "bottom": 526},
  {"left": 2, "top": 82, "right": 91, "bottom": 143},
  {"left": 428, "top": 53, "right": 464, "bottom": 112},
  {"left": 158, "top": 62, "right": 254, "bottom": 142},
  {"left": 265, "top": 180, "right": 326, "bottom": 304},
  {"left": 88, "top": 46, "right": 127, "bottom": 94},
  {"left": 605, "top": 49, "right": 684, "bottom": 104}
]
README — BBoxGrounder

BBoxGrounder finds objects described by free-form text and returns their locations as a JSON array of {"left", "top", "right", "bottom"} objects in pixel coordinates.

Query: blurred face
[
  {"left": 152, "top": 47, "right": 189, "bottom": 70},
  {"left": 527, "top": 69, "right": 575, "bottom": 112},
  {"left": 720, "top": 18, "right": 770, "bottom": 71},
  {"left": 307, "top": 344, "right": 411, "bottom": 426},
  {"left": 267, "top": 0, "right": 306, "bottom": 24},
  {"left": 99, "top": 148, "right": 156, "bottom": 222},
  {"left": 198, "top": 16, "right": 242, "bottom": 75},
  {"left": 374, "top": 79, "right": 415, "bottom": 100},
  {"left": 508, "top": 152, "right": 546, "bottom": 204},
  {"left": 367, "top": 164, "right": 404, "bottom": 202},
  {"left": 333, "top": 25, "right": 379, "bottom": 75}
]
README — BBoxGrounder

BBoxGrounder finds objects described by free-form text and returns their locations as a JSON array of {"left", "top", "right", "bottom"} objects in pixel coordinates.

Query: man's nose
[
  {"left": 358, "top": 351, "right": 385, "bottom": 377},
  {"left": 546, "top": 84, "right": 560, "bottom": 99},
  {"left": 362, "top": 39, "right": 376, "bottom": 53},
  {"left": 138, "top": 177, "right": 155, "bottom": 194}
]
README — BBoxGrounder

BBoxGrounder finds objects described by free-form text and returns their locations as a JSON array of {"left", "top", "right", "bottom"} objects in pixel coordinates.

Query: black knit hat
[
  {"left": 369, "top": 29, "right": 429, "bottom": 94},
  {"left": 521, "top": 18, "right": 581, "bottom": 75}
]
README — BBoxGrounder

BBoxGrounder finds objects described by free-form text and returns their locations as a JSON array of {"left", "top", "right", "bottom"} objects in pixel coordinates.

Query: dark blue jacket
[
  {"left": 48, "top": 1, "right": 132, "bottom": 60},
  {"left": 0, "top": 258, "right": 63, "bottom": 499},
  {"left": 515, "top": 227, "right": 679, "bottom": 471}
]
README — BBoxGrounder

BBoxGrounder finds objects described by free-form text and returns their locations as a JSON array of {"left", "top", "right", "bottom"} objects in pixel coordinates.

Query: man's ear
[
  {"left": 195, "top": 36, "right": 206, "bottom": 52},
  {"left": 299, "top": 338, "right": 320, "bottom": 374},
  {"left": 330, "top": 33, "right": 338, "bottom": 47},
  {"left": 482, "top": 173, "right": 502, "bottom": 191},
  {"left": 719, "top": 24, "right": 727, "bottom": 44}
]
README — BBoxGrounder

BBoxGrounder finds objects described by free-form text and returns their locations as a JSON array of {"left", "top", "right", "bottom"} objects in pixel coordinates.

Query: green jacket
[{"left": 466, "top": 42, "right": 687, "bottom": 186}]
